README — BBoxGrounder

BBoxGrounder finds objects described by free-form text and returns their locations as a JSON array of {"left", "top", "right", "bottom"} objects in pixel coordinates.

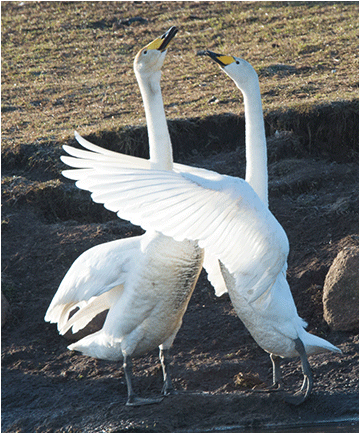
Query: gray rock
[{"left": 323, "top": 245, "right": 359, "bottom": 331}]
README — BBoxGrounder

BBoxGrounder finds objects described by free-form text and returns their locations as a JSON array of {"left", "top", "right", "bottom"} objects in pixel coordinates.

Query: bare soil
[{"left": 2, "top": 127, "right": 359, "bottom": 433}]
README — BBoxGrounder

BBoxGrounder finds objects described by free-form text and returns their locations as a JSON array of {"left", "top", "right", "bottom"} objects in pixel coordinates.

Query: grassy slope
[{"left": 1, "top": 1, "right": 358, "bottom": 158}]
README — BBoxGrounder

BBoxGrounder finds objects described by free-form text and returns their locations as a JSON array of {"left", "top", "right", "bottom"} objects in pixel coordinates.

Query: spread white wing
[
  {"left": 67, "top": 133, "right": 229, "bottom": 296},
  {"left": 61, "top": 136, "right": 289, "bottom": 303}
]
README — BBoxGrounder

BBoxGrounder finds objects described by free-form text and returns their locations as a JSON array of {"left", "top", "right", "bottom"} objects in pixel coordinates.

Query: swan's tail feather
[
  {"left": 45, "top": 302, "right": 78, "bottom": 333},
  {"left": 59, "top": 285, "right": 124, "bottom": 335},
  {"left": 300, "top": 330, "right": 341, "bottom": 355},
  {"left": 68, "top": 329, "right": 123, "bottom": 361}
]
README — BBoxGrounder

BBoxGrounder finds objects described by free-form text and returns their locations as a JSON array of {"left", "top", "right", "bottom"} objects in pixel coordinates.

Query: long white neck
[
  {"left": 240, "top": 80, "right": 268, "bottom": 207},
  {"left": 136, "top": 72, "right": 173, "bottom": 171}
]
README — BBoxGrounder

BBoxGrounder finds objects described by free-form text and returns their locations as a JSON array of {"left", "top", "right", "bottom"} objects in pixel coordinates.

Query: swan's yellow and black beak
[
  {"left": 197, "top": 50, "right": 235, "bottom": 67},
  {"left": 145, "top": 26, "right": 178, "bottom": 52}
]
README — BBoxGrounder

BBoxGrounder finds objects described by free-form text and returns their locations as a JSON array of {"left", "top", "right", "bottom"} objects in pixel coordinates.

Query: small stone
[{"left": 208, "top": 96, "right": 219, "bottom": 104}]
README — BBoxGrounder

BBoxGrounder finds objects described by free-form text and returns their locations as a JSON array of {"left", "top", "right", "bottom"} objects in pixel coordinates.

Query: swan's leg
[
  {"left": 270, "top": 353, "right": 282, "bottom": 389},
  {"left": 253, "top": 353, "right": 282, "bottom": 394},
  {"left": 159, "top": 348, "right": 176, "bottom": 395},
  {"left": 123, "top": 355, "right": 163, "bottom": 406},
  {"left": 123, "top": 355, "right": 136, "bottom": 405},
  {"left": 282, "top": 338, "right": 313, "bottom": 406},
  {"left": 296, "top": 338, "right": 313, "bottom": 397}
]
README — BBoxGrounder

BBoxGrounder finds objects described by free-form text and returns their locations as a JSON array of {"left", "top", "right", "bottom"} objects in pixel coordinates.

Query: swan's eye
[{"left": 236, "top": 61, "right": 240, "bottom": 64}]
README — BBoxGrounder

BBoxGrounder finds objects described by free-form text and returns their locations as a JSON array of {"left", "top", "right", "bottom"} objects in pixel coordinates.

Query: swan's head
[
  {"left": 134, "top": 26, "right": 177, "bottom": 77},
  {"left": 197, "top": 50, "right": 258, "bottom": 92}
]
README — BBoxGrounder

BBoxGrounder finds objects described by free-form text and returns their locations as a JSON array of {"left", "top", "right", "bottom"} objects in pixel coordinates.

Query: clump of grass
[{"left": 233, "top": 371, "right": 265, "bottom": 390}]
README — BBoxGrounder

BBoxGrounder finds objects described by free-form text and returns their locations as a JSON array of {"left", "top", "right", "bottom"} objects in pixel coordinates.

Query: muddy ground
[{"left": 2, "top": 126, "right": 359, "bottom": 432}]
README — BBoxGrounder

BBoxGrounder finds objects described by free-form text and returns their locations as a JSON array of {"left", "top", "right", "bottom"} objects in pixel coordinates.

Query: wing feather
[
  {"left": 61, "top": 133, "right": 289, "bottom": 302},
  {"left": 45, "top": 237, "right": 140, "bottom": 332},
  {"left": 74, "top": 132, "right": 151, "bottom": 169},
  {"left": 203, "top": 250, "right": 227, "bottom": 296}
]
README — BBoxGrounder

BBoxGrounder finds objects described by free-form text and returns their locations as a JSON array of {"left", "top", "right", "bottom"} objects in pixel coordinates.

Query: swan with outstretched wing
[
  {"left": 45, "top": 27, "right": 204, "bottom": 406},
  {"left": 61, "top": 51, "right": 340, "bottom": 405}
]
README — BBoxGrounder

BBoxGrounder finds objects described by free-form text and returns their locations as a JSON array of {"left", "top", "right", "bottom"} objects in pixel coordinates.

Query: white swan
[
  {"left": 198, "top": 50, "right": 338, "bottom": 403},
  {"left": 60, "top": 52, "right": 341, "bottom": 405},
  {"left": 199, "top": 50, "right": 342, "bottom": 403},
  {"left": 45, "top": 27, "right": 204, "bottom": 406}
]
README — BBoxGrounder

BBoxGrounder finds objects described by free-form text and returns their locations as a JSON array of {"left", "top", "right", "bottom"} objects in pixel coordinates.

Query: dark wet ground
[{"left": 2, "top": 132, "right": 358, "bottom": 432}]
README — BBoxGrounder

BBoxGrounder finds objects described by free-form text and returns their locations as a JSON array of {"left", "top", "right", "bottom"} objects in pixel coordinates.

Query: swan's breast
[
  {"left": 220, "top": 261, "right": 300, "bottom": 358},
  {"left": 142, "top": 233, "right": 204, "bottom": 322},
  {"left": 119, "top": 233, "right": 204, "bottom": 357},
  {"left": 227, "top": 290, "right": 297, "bottom": 357}
]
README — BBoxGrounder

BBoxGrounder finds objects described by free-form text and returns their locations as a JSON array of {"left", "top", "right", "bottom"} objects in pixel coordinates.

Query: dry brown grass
[{"left": 2, "top": 1, "right": 358, "bottom": 159}]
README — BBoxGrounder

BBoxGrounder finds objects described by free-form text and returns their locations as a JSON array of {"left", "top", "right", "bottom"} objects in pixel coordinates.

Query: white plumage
[
  {"left": 60, "top": 51, "right": 340, "bottom": 404},
  {"left": 64, "top": 160, "right": 288, "bottom": 303},
  {"left": 200, "top": 50, "right": 340, "bottom": 403},
  {"left": 45, "top": 27, "right": 204, "bottom": 406}
]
